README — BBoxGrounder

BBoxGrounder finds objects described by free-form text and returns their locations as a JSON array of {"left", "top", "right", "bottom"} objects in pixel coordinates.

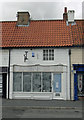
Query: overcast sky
[{"left": 0, "top": 0, "right": 84, "bottom": 21}]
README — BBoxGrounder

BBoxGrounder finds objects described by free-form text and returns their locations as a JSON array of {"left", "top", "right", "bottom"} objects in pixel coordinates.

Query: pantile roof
[{"left": 0, "top": 20, "right": 84, "bottom": 48}]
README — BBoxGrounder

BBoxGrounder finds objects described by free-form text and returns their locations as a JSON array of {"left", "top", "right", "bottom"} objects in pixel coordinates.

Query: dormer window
[{"left": 43, "top": 49, "right": 54, "bottom": 61}]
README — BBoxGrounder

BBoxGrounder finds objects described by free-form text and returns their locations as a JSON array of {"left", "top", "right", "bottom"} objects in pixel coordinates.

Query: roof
[{"left": 0, "top": 20, "right": 84, "bottom": 48}]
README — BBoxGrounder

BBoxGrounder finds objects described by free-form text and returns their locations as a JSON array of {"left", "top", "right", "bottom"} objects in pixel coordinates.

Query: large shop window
[
  {"left": 13, "top": 73, "right": 22, "bottom": 91},
  {"left": 23, "top": 72, "right": 31, "bottom": 92},
  {"left": 13, "top": 72, "right": 52, "bottom": 92},
  {"left": 42, "top": 73, "right": 51, "bottom": 92},
  {"left": 32, "top": 73, "right": 41, "bottom": 92}
]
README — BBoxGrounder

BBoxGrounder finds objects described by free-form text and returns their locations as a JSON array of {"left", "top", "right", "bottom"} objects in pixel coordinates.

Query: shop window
[
  {"left": 43, "top": 49, "right": 54, "bottom": 60},
  {"left": 77, "top": 74, "right": 84, "bottom": 96},
  {"left": 13, "top": 73, "right": 22, "bottom": 91},
  {"left": 32, "top": 73, "right": 41, "bottom": 92},
  {"left": 23, "top": 72, "right": 31, "bottom": 92},
  {"left": 42, "top": 72, "right": 51, "bottom": 92},
  {"left": 13, "top": 72, "right": 52, "bottom": 92}
]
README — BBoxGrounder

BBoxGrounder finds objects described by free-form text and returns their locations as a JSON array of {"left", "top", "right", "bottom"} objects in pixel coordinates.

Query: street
[{"left": 1, "top": 98, "right": 83, "bottom": 119}]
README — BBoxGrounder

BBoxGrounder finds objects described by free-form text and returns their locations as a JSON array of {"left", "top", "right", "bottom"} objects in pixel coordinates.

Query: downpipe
[
  {"left": 69, "top": 49, "right": 71, "bottom": 100},
  {"left": 8, "top": 48, "right": 10, "bottom": 99}
]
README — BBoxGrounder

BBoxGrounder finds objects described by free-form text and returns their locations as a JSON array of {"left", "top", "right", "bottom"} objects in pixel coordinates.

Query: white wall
[
  {"left": 10, "top": 48, "right": 69, "bottom": 66},
  {"left": 1, "top": 48, "right": 70, "bottom": 100},
  {"left": 0, "top": 49, "right": 9, "bottom": 67},
  {"left": 9, "top": 48, "right": 70, "bottom": 100}
]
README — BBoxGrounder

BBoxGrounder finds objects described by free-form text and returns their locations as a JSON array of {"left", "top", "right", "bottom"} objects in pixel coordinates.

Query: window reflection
[
  {"left": 23, "top": 72, "right": 31, "bottom": 92},
  {"left": 42, "top": 73, "right": 51, "bottom": 92},
  {"left": 13, "top": 72, "right": 52, "bottom": 92},
  {"left": 13, "top": 72, "right": 22, "bottom": 91},
  {"left": 32, "top": 73, "right": 41, "bottom": 92}
]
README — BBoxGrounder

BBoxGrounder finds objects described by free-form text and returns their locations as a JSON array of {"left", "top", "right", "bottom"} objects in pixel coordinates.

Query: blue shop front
[{"left": 73, "top": 64, "right": 84, "bottom": 100}]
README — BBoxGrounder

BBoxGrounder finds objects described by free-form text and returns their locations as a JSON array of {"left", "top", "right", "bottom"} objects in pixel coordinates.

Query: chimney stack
[
  {"left": 63, "top": 7, "right": 68, "bottom": 21},
  {"left": 68, "top": 10, "right": 75, "bottom": 23},
  {"left": 17, "top": 12, "right": 30, "bottom": 26}
]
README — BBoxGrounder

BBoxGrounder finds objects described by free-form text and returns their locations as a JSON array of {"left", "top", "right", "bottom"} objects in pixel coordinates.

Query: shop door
[
  {"left": 53, "top": 73, "right": 62, "bottom": 99},
  {"left": 77, "top": 74, "right": 84, "bottom": 97},
  {"left": 2, "top": 73, "right": 7, "bottom": 98}
]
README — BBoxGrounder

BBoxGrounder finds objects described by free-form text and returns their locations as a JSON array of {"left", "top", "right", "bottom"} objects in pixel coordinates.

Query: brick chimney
[
  {"left": 17, "top": 12, "right": 30, "bottom": 26},
  {"left": 63, "top": 7, "right": 68, "bottom": 21}
]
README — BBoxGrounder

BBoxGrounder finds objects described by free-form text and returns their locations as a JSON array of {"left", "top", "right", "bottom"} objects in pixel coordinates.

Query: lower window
[
  {"left": 13, "top": 72, "right": 22, "bottom": 91},
  {"left": 23, "top": 72, "right": 31, "bottom": 92},
  {"left": 13, "top": 72, "right": 52, "bottom": 92},
  {"left": 32, "top": 73, "right": 41, "bottom": 92},
  {"left": 42, "top": 73, "right": 51, "bottom": 92}
]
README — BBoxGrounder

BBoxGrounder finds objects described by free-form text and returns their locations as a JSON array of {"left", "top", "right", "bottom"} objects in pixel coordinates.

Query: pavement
[{"left": 2, "top": 98, "right": 83, "bottom": 109}]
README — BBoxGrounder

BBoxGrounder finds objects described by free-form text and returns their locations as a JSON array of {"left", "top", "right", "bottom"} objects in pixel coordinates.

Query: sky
[{"left": 0, "top": 0, "right": 84, "bottom": 21}]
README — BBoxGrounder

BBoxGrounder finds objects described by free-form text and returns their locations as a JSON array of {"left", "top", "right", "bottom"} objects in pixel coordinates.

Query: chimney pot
[
  {"left": 63, "top": 7, "right": 68, "bottom": 21},
  {"left": 64, "top": 7, "right": 67, "bottom": 13}
]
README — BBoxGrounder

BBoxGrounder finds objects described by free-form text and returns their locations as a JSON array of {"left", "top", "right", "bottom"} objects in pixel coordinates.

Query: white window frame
[
  {"left": 13, "top": 72, "right": 52, "bottom": 93},
  {"left": 43, "top": 49, "right": 54, "bottom": 61}
]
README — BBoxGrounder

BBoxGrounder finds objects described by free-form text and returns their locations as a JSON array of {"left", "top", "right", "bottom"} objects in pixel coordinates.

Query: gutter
[{"left": 1, "top": 45, "right": 84, "bottom": 49}]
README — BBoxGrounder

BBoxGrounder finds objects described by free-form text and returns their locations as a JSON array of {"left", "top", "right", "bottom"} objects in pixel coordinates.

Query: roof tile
[{"left": 0, "top": 20, "right": 83, "bottom": 48}]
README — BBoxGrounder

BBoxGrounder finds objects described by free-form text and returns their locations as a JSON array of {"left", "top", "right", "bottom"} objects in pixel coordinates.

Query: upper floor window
[{"left": 43, "top": 49, "right": 54, "bottom": 61}]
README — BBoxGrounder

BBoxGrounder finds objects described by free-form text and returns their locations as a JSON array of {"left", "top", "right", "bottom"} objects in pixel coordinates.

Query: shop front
[
  {"left": 73, "top": 64, "right": 84, "bottom": 100},
  {"left": 10, "top": 65, "right": 68, "bottom": 100},
  {"left": 0, "top": 67, "right": 8, "bottom": 98}
]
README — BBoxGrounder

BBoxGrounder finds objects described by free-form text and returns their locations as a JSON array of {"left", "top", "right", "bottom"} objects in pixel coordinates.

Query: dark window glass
[{"left": 13, "top": 73, "right": 22, "bottom": 91}]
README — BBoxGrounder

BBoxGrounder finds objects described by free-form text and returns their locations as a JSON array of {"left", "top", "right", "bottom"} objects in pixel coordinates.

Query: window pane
[
  {"left": 52, "top": 57, "right": 54, "bottom": 60},
  {"left": 45, "top": 50, "right": 48, "bottom": 54},
  {"left": 49, "top": 53, "right": 51, "bottom": 55},
  {"left": 13, "top": 72, "right": 22, "bottom": 92},
  {"left": 49, "top": 49, "right": 51, "bottom": 53},
  {"left": 45, "top": 56, "right": 48, "bottom": 60},
  {"left": 49, "top": 57, "right": 52, "bottom": 60},
  {"left": 46, "top": 53, "right": 48, "bottom": 56},
  {"left": 52, "top": 50, "right": 54, "bottom": 53},
  {"left": 42, "top": 73, "right": 51, "bottom": 92},
  {"left": 32, "top": 73, "right": 41, "bottom": 92},
  {"left": 53, "top": 73, "right": 61, "bottom": 92},
  {"left": 43, "top": 50, "right": 45, "bottom": 54},
  {"left": 23, "top": 73, "right": 31, "bottom": 92},
  {"left": 43, "top": 57, "right": 45, "bottom": 60}
]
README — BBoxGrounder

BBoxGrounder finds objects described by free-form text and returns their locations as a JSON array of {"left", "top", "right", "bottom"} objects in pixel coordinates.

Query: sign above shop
[{"left": 24, "top": 51, "right": 28, "bottom": 62}]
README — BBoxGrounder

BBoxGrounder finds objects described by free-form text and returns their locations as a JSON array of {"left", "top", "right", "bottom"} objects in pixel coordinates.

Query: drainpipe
[
  {"left": 8, "top": 48, "right": 10, "bottom": 99},
  {"left": 69, "top": 49, "right": 71, "bottom": 100}
]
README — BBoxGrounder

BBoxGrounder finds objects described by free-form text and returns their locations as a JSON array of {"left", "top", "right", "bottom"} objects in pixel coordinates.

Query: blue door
[
  {"left": 73, "top": 64, "right": 84, "bottom": 100},
  {"left": 53, "top": 73, "right": 61, "bottom": 92},
  {"left": 74, "top": 73, "right": 78, "bottom": 100}
]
